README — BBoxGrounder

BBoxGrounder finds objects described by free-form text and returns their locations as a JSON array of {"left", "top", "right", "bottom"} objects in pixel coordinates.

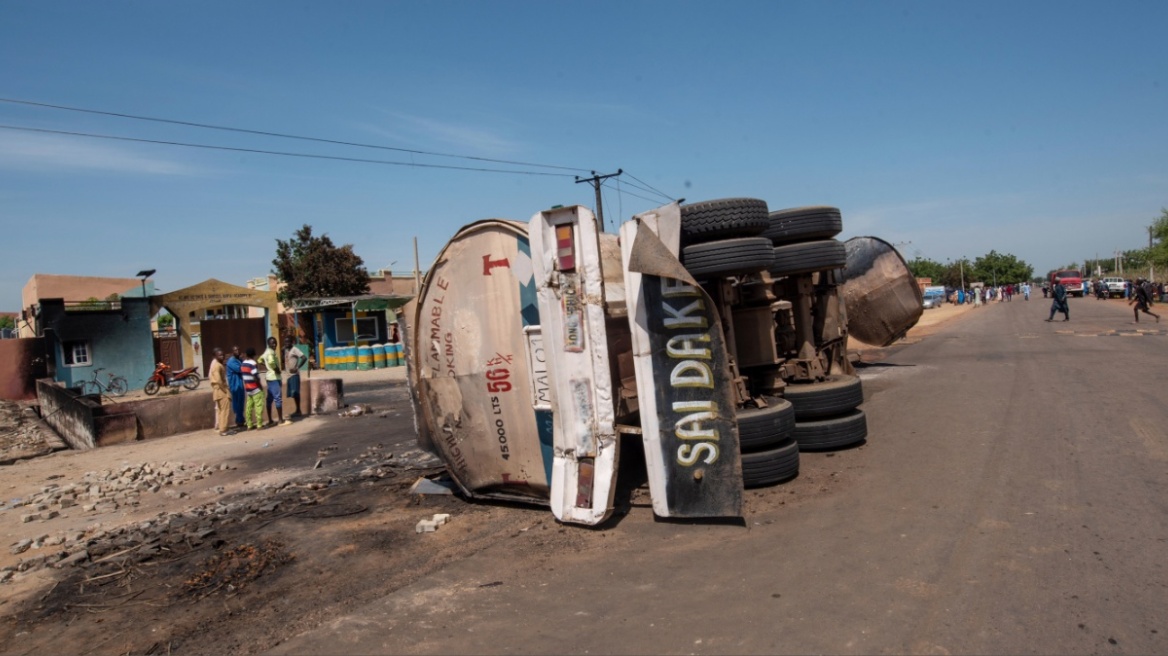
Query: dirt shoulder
[{"left": 0, "top": 367, "right": 518, "bottom": 656}]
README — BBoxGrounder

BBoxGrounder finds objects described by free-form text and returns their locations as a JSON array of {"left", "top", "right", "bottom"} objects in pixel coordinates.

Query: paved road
[{"left": 273, "top": 296, "right": 1168, "bottom": 655}]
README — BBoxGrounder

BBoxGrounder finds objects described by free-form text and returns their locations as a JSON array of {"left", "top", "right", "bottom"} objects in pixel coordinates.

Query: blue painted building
[{"left": 38, "top": 297, "right": 156, "bottom": 392}]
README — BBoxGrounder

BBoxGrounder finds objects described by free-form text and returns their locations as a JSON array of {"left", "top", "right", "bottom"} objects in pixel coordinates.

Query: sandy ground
[{"left": 0, "top": 305, "right": 981, "bottom": 655}]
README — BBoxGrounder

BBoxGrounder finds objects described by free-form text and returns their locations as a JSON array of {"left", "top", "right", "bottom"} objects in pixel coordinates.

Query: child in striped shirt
[{"left": 241, "top": 347, "right": 264, "bottom": 430}]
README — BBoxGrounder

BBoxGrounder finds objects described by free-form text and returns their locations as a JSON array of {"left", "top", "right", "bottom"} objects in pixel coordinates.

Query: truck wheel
[
  {"left": 783, "top": 375, "right": 863, "bottom": 420},
  {"left": 769, "top": 239, "right": 847, "bottom": 277},
  {"left": 794, "top": 410, "right": 868, "bottom": 451},
  {"left": 736, "top": 397, "right": 795, "bottom": 452},
  {"left": 762, "top": 206, "right": 843, "bottom": 244},
  {"left": 682, "top": 237, "right": 774, "bottom": 279},
  {"left": 741, "top": 439, "right": 800, "bottom": 487},
  {"left": 680, "top": 198, "right": 769, "bottom": 244}
]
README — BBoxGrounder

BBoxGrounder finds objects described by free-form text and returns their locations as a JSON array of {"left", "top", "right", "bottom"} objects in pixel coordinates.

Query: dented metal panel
[
  {"left": 408, "top": 220, "right": 552, "bottom": 503},
  {"left": 841, "top": 236, "right": 923, "bottom": 347},
  {"left": 620, "top": 204, "right": 744, "bottom": 518},
  {"left": 529, "top": 206, "right": 620, "bottom": 525}
]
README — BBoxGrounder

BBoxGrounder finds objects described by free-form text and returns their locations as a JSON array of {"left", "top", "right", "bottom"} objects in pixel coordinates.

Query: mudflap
[
  {"left": 529, "top": 206, "right": 619, "bottom": 525},
  {"left": 619, "top": 203, "right": 745, "bottom": 519}
]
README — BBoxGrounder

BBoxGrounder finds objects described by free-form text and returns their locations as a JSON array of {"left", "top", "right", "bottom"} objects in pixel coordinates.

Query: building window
[
  {"left": 62, "top": 340, "right": 91, "bottom": 367},
  {"left": 335, "top": 317, "right": 379, "bottom": 343}
]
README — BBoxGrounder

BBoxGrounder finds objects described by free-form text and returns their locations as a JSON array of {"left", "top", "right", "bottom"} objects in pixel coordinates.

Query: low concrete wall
[
  {"left": 36, "top": 379, "right": 98, "bottom": 450},
  {"left": 98, "top": 391, "right": 215, "bottom": 440},
  {"left": 37, "top": 379, "right": 216, "bottom": 449}
]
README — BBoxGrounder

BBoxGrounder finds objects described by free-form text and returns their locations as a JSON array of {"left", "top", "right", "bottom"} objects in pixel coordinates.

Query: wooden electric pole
[{"left": 575, "top": 169, "right": 622, "bottom": 229}]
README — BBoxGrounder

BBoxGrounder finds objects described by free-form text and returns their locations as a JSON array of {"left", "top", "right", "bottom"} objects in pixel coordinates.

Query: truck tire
[
  {"left": 769, "top": 239, "right": 847, "bottom": 277},
  {"left": 794, "top": 410, "right": 868, "bottom": 451},
  {"left": 783, "top": 375, "right": 863, "bottom": 420},
  {"left": 741, "top": 439, "right": 800, "bottom": 487},
  {"left": 736, "top": 397, "right": 796, "bottom": 452},
  {"left": 682, "top": 237, "right": 774, "bottom": 279},
  {"left": 680, "top": 198, "right": 769, "bottom": 244},
  {"left": 762, "top": 206, "right": 843, "bottom": 244}
]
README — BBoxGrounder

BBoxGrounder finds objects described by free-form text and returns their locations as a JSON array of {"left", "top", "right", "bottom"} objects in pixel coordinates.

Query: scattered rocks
[{"left": 6, "top": 461, "right": 233, "bottom": 522}]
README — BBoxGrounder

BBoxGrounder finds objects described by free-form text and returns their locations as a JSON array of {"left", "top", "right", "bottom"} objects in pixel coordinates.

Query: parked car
[{"left": 922, "top": 290, "right": 945, "bottom": 309}]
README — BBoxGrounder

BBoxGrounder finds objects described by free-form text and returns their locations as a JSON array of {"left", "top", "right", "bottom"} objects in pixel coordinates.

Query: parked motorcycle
[{"left": 144, "top": 362, "right": 201, "bottom": 395}]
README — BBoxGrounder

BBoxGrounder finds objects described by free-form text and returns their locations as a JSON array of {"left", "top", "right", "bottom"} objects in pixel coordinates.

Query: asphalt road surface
[{"left": 274, "top": 296, "right": 1167, "bottom": 655}]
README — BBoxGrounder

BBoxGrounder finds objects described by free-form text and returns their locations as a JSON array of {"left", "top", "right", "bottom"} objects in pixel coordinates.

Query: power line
[
  {"left": 0, "top": 124, "right": 577, "bottom": 177},
  {"left": 0, "top": 97, "right": 591, "bottom": 173},
  {"left": 623, "top": 171, "right": 676, "bottom": 201},
  {"left": 601, "top": 179, "right": 666, "bottom": 206},
  {"left": 613, "top": 175, "right": 674, "bottom": 202}
]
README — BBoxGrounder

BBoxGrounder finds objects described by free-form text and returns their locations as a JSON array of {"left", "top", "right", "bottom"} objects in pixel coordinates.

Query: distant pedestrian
[
  {"left": 1130, "top": 278, "right": 1160, "bottom": 323},
  {"left": 1046, "top": 280, "right": 1070, "bottom": 322},
  {"left": 209, "top": 348, "right": 233, "bottom": 436},
  {"left": 260, "top": 336, "right": 290, "bottom": 426},
  {"left": 284, "top": 342, "right": 307, "bottom": 417},
  {"left": 241, "top": 347, "right": 264, "bottom": 430},
  {"left": 225, "top": 346, "right": 245, "bottom": 428}
]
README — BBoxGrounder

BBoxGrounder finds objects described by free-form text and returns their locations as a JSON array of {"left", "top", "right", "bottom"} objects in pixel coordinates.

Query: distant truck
[
  {"left": 404, "top": 199, "right": 922, "bottom": 526},
  {"left": 1051, "top": 269, "right": 1084, "bottom": 297}
]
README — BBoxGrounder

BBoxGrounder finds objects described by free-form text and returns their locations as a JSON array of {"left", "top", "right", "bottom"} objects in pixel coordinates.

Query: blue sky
[{"left": 2, "top": 0, "right": 1166, "bottom": 309}]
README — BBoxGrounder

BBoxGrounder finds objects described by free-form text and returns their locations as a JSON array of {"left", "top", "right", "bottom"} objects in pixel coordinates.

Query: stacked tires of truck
[{"left": 677, "top": 199, "right": 866, "bottom": 489}]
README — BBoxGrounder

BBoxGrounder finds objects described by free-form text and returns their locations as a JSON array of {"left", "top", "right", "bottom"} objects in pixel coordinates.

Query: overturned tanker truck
[{"left": 403, "top": 199, "right": 921, "bottom": 526}]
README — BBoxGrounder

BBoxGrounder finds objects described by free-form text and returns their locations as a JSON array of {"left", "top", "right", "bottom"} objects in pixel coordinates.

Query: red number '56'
[{"left": 486, "top": 368, "right": 511, "bottom": 393}]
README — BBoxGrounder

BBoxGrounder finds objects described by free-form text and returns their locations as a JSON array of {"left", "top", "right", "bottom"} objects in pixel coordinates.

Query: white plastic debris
[{"left": 415, "top": 513, "right": 452, "bottom": 534}]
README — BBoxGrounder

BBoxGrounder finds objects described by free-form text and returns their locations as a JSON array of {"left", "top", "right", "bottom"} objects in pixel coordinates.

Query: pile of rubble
[
  {"left": 0, "top": 401, "right": 61, "bottom": 464},
  {"left": 2, "top": 461, "right": 225, "bottom": 522},
  {"left": 2, "top": 448, "right": 451, "bottom": 586},
  {"left": 2, "top": 476, "right": 326, "bottom": 584}
]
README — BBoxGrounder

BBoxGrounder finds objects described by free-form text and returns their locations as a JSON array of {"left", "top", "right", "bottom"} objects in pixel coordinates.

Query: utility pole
[
  {"left": 413, "top": 236, "right": 421, "bottom": 297},
  {"left": 575, "top": 169, "right": 622, "bottom": 230}
]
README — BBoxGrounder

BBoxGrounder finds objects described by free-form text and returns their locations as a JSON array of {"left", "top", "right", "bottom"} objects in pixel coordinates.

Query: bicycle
[{"left": 82, "top": 367, "right": 129, "bottom": 398}]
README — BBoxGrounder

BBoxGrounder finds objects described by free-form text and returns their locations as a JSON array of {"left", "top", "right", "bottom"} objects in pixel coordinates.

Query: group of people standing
[
  {"left": 953, "top": 284, "right": 1029, "bottom": 306},
  {"left": 207, "top": 337, "right": 307, "bottom": 437}
]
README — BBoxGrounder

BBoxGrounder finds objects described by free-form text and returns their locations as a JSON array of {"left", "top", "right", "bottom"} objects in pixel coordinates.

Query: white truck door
[{"left": 529, "top": 206, "right": 619, "bottom": 525}]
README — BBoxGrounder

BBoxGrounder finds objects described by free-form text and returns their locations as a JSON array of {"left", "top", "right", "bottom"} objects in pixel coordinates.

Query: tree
[
  {"left": 157, "top": 312, "right": 175, "bottom": 329},
  {"left": 0, "top": 315, "right": 14, "bottom": 331},
  {"left": 907, "top": 257, "right": 947, "bottom": 282},
  {"left": 970, "top": 250, "right": 1033, "bottom": 286},
  {"left": 272, "top": 225, "right": 370, "bottom": 305}
]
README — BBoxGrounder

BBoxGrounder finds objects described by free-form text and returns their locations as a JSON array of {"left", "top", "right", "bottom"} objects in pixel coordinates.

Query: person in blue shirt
[{"left": 225, "top": 345, "right": 246, "bottom": 428}]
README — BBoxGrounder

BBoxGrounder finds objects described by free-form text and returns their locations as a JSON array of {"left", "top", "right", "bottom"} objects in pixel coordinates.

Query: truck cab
[{"left": 1051, "top": 270, "right": 1084, "bottom": 297}]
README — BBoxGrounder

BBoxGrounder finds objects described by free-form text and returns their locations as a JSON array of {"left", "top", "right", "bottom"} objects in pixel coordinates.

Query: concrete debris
[
  {"left": 339, "top": 404, "right": 374, "bottom": 418},
  {"left": 415, "top": 513, "right": 452, "bottom": 534},
  {"left": 0, "top": 400, "right": 64, "bottom": 464},
  {"left": 2, "top": 444, "right": 450, "bottom": 585}
]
